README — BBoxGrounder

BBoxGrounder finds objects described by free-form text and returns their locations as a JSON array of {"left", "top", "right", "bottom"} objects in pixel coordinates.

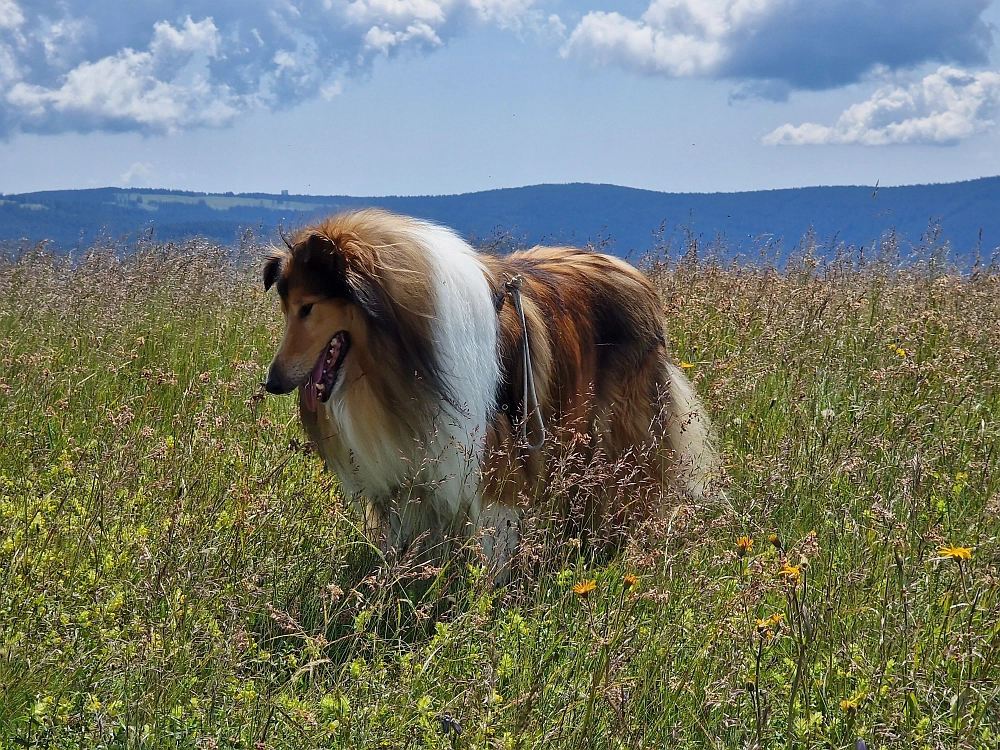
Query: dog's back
[{"left": 481, "top": 246, "right": 719, "bottom": 514}]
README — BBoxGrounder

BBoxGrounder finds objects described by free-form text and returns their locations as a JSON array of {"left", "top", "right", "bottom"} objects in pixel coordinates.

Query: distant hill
[{"left": 2, "top": 178, "right": 999, "bottom": 262}]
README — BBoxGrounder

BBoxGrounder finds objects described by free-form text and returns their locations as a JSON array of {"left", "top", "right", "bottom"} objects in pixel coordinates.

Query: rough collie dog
[{"left": 263, "top": 209, "right": 719, "bottom": 573}]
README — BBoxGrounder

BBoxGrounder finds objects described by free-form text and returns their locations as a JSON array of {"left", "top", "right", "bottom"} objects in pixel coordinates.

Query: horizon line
[{"left": 4, "top": 174, "right": 999, "bottom": 201}]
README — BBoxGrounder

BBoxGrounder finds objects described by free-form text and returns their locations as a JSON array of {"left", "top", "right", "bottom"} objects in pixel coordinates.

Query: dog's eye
[{"left": 299, "top": 303, "right": 314, "bottom": 319}]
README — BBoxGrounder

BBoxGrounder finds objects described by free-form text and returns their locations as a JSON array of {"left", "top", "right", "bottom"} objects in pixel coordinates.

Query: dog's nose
[{"left": 264, "top": 367, "right": 291, "bottom": 395}]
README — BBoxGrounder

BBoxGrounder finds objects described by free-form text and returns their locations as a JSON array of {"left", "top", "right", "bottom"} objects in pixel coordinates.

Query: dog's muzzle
[{"left": 264, "top": 366, "right": 294, "bottom": 395}]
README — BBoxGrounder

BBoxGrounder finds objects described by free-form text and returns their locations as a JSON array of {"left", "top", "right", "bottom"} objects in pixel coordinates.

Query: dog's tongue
[
  {"left": 303, "top": 346, "right": 328, "bottom": 413},
  {"left": 303, "top": 376, "right": 318, "bottom": 412},
  {"left": 303, "top": 335, "right": 345, "bottom": 412}
]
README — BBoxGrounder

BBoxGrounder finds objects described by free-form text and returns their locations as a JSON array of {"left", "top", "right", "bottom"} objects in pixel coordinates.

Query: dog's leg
[
  {"left": 664, "top": 360, "right": 722, "bottom": 500},
  {"left": 477, "top": 502, "right": 519, "bottom": 585},
  {"left": 384, "top": 495, "right": 422, "bottom": 561}
]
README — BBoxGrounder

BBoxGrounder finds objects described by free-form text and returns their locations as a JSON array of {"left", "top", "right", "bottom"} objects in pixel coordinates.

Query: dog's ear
[
  {"left": 301, "top": 232, "right": 336, "bottom": 265},
  {"left": 343, "top": 268, "right": 384, "bottom": 319},
  {"left": 262, "top": 251, "right": 285, "bottom": 292},
  {"left": 332, "top": 237, "right": 385, "bottom": 318}
]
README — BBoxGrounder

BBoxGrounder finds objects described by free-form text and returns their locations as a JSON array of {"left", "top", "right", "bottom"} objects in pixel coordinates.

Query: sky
[{"left": 1, "top": 0, "right": 1000, "bottom": 197}]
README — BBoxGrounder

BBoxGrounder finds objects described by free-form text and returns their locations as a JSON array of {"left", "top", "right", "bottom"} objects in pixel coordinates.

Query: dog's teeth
[{"left": 316, "top": 383, "right": 325, "bottom": 391}]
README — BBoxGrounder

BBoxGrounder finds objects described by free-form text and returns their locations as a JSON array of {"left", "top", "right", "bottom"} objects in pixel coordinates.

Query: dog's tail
[{"left": 664, "top": 360, "right": 723, "bottom": 500}]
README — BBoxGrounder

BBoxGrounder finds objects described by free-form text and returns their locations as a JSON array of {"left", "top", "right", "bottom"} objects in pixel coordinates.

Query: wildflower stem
[
  {"left": 753, "top": 637, "right": 765, "bottom": 747},
  {"left": 578, "top": 642, "right": 609, "bottom": 743}
]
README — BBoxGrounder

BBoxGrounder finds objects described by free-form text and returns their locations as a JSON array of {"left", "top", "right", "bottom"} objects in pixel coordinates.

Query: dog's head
[
  {"left": 262, "top": 210, "right": 449, "bottom": 413},
  {"left": 261, "top": 231, "right": 363, "bottom": 411}
]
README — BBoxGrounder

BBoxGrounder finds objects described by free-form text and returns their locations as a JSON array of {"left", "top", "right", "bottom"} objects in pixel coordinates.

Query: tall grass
[{"left": 1, "top": 229, "right": 998, "bottom": 749}]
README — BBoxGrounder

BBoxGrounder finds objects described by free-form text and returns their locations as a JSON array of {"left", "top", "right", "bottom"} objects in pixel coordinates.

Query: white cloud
[
  {"left": 121, "top": 160, "right": 153, "bottom": 185},
  {"left": 546, "top": 13, "right": 565, "bottom": 38},
  {"left": 343, "top": 0, "right": 533, "bottom": 28},
  {"left": 0, "top": 43, "right": 19, "bottom": 86},
  {"left": 268, "top": 36, "right": 324, "bottom": 94},
  {"left": 561, "top": 0, "right": 992, "bottom": 92},
  {"left": 6, "top": 16, "right": 241, "bottom": 133},
  {"left": 320, "top": 79, "right": 342, "bottom": 99},
  {"left": 0, "top": 0, "right": 24, "bottom": 31},
  {"left": 38, "top": 16, "right": 91, "bottom": 70},
  {"left": 467, "top": 0, "right": 536, "bottom": 27},
  {"left": 0, "top": 0, "right": 538, "bottom": 136},
  {"left": 344, "top": 0, "right": 449, "bottom": 27},
  {"left": 563, "top": 0, "right": 787, "bottom": 77},
  {"left": 346, "top": 0, "right": 534, "bottom": 56},
  {"left": 764, "top": 66, "right": 1000, "bottom": 146},
  {"left": 150, "top": 16, "right": 220, "bottom": 58},
  {"left": 363, "top": 21, "right": 441, "bottom": 54}
]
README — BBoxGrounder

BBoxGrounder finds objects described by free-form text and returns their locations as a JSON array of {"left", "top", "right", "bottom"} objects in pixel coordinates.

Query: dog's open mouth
[{"left": 304, "top": 332, "right": 350, "bottom": 412}]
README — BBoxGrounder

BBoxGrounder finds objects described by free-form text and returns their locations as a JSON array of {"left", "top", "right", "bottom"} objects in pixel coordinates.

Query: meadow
[{"left": 1, "top": 228, "right": 998, "bottom": 749}]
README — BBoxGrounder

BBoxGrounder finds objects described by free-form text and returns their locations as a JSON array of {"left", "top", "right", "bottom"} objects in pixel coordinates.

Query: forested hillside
[{"left": 2, "top": 177, "right": 998, "bottom": 261}]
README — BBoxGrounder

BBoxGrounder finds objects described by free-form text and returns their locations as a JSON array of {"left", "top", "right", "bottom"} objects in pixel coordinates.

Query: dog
[{"left": 262, "top": 209, "right": 719, "bottom": 574}]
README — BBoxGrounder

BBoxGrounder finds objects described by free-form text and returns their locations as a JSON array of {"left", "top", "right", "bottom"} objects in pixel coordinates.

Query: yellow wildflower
[
  {"left": 736, "top": 536, "right": 754, "bottom": 557},
  {"left": 768, "top": 533, "right": 782, "bottom": 551},
  {"left": 573, "top": 579, "right": 597, "bottom": 598},
  {"left": 939, "top": 544, "right": 972, "bottom": 561},
  {"left": 896, "top": 348, "right": 906, "bottom": 357},
  {"left": 755, "top": 612, "right": 784, "bottom": 638},
  {"left": 623, "top": 574, "right": 639, "bottom": 589},
  {"left": 680, "top": 361, "right": 695, "bottom": 369},
  {"left": 840, "top": 698, "right": 858, "bottom": 714},
  {"left": 778, "top": 563, "right": 801, "bottom": 582}
]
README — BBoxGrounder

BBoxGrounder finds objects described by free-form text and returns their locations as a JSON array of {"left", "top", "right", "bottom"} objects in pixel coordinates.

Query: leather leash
[{"left": 503, "top": 274, "right": 546, "bottom": 450}]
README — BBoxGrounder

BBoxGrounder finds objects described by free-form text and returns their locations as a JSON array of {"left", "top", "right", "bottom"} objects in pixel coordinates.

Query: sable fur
[{"left": 262, "top": 209, "right": 719, "bottom": 572}]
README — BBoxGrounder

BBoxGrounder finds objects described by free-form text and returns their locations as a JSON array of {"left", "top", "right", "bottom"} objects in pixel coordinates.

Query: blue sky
[{"left": 1, "top": 0, "right": 1000, "bottom": 196}]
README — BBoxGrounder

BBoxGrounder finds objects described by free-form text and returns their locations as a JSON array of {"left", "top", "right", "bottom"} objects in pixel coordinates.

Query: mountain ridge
[{"left": 3, "top": 177, "right": 998, "bottom": 261}]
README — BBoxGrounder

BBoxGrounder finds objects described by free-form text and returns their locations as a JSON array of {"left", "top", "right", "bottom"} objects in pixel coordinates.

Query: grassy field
[{"left": 1, "top": 232, "right": 998, "bottom": 749}]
